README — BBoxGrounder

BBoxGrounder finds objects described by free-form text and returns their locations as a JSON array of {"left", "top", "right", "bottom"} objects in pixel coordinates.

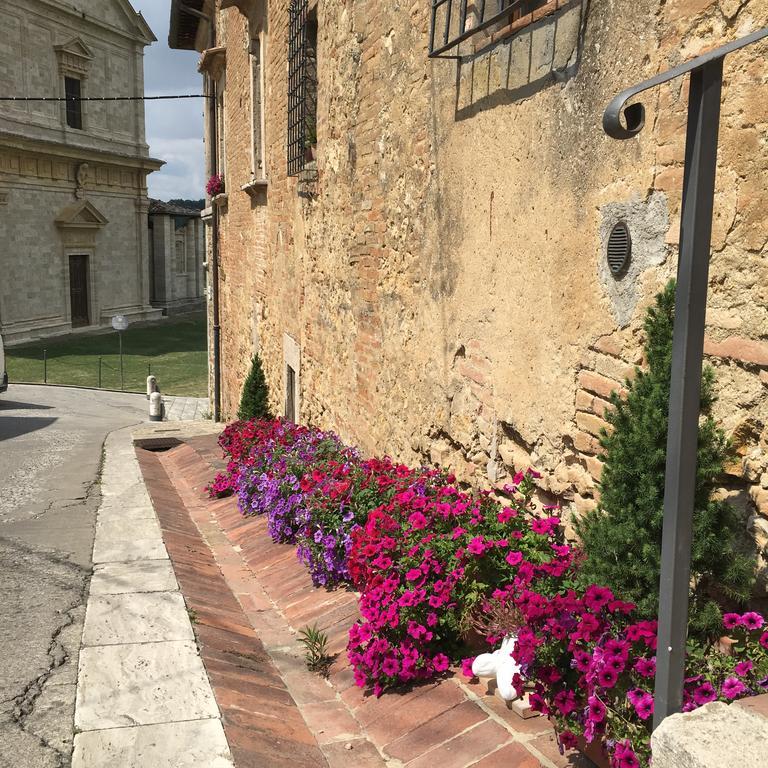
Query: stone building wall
[
  {"left": 193, "top": 0, "right": 767, "bottom": 585},
  {"left": 0, "top": 0, "right": 163, "bottom": 342}
]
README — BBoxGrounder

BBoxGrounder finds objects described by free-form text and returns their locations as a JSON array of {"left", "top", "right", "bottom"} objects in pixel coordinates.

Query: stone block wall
[{"left": 205, "top": 0, "right": 768, "bottom": 587}]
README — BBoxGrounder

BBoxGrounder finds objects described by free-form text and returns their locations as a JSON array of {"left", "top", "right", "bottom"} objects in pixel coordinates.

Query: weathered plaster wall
[{"left": 209, "top": 0, "right": 768, "bottom": 587}]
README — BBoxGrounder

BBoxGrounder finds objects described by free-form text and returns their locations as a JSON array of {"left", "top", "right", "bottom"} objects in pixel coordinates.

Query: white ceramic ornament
[{"left": 470, "top": 635, "right": 522, "bottom": 701}]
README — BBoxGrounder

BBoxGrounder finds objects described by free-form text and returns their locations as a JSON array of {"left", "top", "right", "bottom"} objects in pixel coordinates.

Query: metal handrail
[
  {"left": 604, "top": 27, "right": 768, "bottom": 139},
  {"left": 602, "top": 27, "right": 768, "bottom": 729}
]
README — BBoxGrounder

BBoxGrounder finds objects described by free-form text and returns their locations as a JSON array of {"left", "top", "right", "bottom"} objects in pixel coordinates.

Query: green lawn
[{"left": 7, "top": 313, "right": 209, "bottom": 397}]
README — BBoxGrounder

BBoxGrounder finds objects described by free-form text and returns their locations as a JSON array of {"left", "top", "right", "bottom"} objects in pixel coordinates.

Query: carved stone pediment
[
  {"left": 56, "top": 200, "right": 109, "bottom": 229},
  {"left": 55, "top": 37, "right": 94, "bottom": 77}
]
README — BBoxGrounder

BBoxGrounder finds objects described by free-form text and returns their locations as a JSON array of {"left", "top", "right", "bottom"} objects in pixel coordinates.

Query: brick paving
[{"left": 136, "top": 436, "right": 596, "bottom": 768}]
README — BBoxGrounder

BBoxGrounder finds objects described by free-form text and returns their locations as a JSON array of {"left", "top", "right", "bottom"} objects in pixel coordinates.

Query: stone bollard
[
  {"left": 149, "top": 391, "right": 164, "bottom": 422},
  {"left": 146, "top": 375, "right": 157, "bottom": 400}
]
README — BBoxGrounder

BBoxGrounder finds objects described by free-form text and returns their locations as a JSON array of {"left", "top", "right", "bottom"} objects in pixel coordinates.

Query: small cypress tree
[
  {"left": 575, "top": 280, "right": 753, "bottom": 640},
  {"left": 237, "top": 353, "right": 271, "bottom": 421}
]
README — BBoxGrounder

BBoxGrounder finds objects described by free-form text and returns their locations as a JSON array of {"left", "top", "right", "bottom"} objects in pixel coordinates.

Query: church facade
[{"left": 0, "top": 0, "right": 164, "bottom": 343}]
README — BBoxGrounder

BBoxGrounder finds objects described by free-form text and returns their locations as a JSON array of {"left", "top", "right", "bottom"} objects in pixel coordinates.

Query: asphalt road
[{"left": 0, "top": 385, "right": 149, "bottom": 767}]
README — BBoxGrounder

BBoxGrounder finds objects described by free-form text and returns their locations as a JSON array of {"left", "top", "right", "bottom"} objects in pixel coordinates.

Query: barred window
[
  {"left": 287, "top": 0, "right": 318, "bottom": 176},
  {"left": 429, "top": 0, "right": 555, "bottom": 58}
]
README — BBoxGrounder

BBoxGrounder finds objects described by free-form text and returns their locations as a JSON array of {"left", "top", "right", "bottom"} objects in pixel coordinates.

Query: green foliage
[
  {"left": 298, "top": 624, "right": 333, "bottom": 676},
  {"left": 237, "top": 354, "right": 271, "bottom": 421},
  {"left": 575, "top": 280, "right": 754, "bottom": 640}
]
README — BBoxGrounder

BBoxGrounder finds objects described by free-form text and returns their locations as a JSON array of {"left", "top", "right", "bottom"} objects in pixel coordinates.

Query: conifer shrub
[
  {"left": 575, "top": 280, "right": 754, "bottom": 640},
  {"left": 237, "top": 354, "right": 271, "bottom": 421}
]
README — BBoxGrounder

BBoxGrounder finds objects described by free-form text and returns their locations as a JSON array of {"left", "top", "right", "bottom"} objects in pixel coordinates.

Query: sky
[{"left": 133, "top": 1, "right": 204, "bottom": 201}]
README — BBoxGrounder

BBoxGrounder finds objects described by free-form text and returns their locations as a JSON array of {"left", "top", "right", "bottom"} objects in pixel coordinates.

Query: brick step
[{"left": 148, "top": 437, "right": 593, "bottom": 768}]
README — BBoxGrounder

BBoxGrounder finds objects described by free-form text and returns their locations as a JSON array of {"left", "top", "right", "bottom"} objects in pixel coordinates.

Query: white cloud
[{"left": 132, "top": 0, "right": 205, "bottom": 200}]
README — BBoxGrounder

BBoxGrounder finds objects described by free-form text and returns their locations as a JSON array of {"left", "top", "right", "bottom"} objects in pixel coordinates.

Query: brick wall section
[{"left": 203, "top": 0, "right": 768, "bottom": 589}]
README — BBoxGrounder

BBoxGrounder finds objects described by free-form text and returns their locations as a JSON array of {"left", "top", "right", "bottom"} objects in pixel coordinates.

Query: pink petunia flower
[
  {"left": 722, "top": 676, "right": 747, "bottom": 700},
  {"left": 693, "top": 682, "right": 717, "bottom": 706},
  {"left": 505, "top": 550, "right": 523, "bottom": 566},
  {"left": 734, "top": 660, "right": 753, "bottom": 677},
  {"left": 587, "top": 695, "right": 606, "bottom": 723},
  {"left": 723, "top": 612, "right": 742, "bottom": 630},
  {"left": 741, "top": 612, "right": 765, "bottom": 631}
]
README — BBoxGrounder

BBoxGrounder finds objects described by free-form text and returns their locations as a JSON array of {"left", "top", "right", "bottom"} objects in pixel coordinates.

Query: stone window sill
[
  {"left": 241, "top": 179, "right": 268, "bottom": 198},
  {"left": 211, "top": 193, "right": 228, "bottom": 208}
]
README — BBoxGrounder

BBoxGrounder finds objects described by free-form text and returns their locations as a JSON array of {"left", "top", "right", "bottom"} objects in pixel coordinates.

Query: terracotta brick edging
[{"left": 137, "top": 436, "right": 595, "bottom": 768}]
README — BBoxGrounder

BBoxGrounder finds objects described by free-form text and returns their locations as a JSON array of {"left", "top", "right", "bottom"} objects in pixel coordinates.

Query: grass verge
[{"left": 6, "top": 313, "right": 208, "bottom": 397}]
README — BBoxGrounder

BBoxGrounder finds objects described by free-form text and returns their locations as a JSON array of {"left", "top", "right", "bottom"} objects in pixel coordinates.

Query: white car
[{"left": 0, "top": 332, "right": 7, "bottom": 393}]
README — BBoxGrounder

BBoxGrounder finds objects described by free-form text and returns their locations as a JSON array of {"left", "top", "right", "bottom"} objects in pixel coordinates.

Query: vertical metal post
[
  {"left": 43, "top": 349, "right": 47, "bottom": 384},
  {"left": 98, "top": 356, "right": 102, "bottom": 389},
  {"left": 118, "top": 331, "right": 124, "bottom": 391},
  {"left": 148, "top": 362, "right": 151, "bottom": 378},
  {"left": 653, "top": 59, "right": 723, "bottom": 728}
]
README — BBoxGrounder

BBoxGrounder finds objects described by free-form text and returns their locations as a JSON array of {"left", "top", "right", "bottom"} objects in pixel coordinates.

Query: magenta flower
[
  {"left": 597, "top": 667, "right": 619, "bottom": 688},
  {"left": 722, "top": 612, "right": 742, "bottom": 630},
  {"left": 432, "top": 653, "right": 450, "bottom": 672},
  {"left": 382, "top": 657, "right": 399, "bottom": 676},
  {"left": 721, "top": 676, "right": 747, "bottom": 700},
  {"left": 760, "top": 632, "right": 768, "bottom": 650},
  {"left": 633, "top": 657, "right": 656, "bottom": 678},
  {"left": 693, "top": 682, "right": 717, "bottom": 705},
  {"left": 627, "top": 689, "right": 654, "bottom": 720},
  {"left": 740, "top": 612, "right": 764, "bottom": 631},
  {"left": 584, "top": 584, "right": 613, "bottom": 611},
  {"left": 505, "top": 550, "right": 523, "bottom": 566},
  {"left": 467, "top": 536, "right": 486, "bottom": 555},
  {"left": 587, "top": 694, "right": 606, "bottom": 723},
  {"left": 559, "top": 731, "right": 578, "bottom": 750},
  {"left": 461, "top": 657, "right": 476, "bottom": 678},
  {"left": 408, "top": 511, "right": 428, "bottom": 530},
  {"left": 734, "top": 660, "right": 753, "bottom": 677}
]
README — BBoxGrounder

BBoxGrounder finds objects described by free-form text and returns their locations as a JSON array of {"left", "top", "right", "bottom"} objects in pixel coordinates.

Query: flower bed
[{"left": 208, "top": 418, "right": 768, "bottom": 768}]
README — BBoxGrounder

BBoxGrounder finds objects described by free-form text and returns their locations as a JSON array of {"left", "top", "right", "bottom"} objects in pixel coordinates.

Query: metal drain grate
[{"left": 607, "top": 221, "right": 632, "bottom": 276}]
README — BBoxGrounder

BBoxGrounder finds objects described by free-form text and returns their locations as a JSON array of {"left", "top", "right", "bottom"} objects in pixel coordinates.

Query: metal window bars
[
  {"left": 287, "top": 0, "right": 318, "bottom": 176},
  {"left": 428, "top": 0, "right": 550, "bottom": 58}
]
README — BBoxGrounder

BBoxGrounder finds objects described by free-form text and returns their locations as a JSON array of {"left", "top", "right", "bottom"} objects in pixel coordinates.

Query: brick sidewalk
[{"left": 136, "top": 436, "right": 595, "bottom": 768}]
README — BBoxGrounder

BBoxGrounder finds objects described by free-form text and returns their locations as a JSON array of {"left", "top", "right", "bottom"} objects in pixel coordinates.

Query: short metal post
[
  {"left": 43, "top": 349, "right": 47, "bottom": 383},
  {"left": 98, "top": 356, "right": 102, "bottom": 389},
  {"left": 653, "top": 59, "right": 724, "bottom": 729},
  {"left": 118, "top": 331, "right": 124, "bottom": 391}
]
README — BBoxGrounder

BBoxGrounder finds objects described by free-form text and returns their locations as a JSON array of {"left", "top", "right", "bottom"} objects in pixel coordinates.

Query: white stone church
[{"left": 0, "top": 0, "right": 165, "bottom": 343}]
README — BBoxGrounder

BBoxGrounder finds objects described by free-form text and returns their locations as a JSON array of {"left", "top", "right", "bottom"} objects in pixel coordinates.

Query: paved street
[{"left": 0, "top": 385, "right": 150, "bottom": 768}]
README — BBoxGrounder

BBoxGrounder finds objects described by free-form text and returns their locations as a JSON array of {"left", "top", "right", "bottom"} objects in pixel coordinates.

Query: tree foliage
[
  {"left": 575, "top": 280, "right": 754, "bottom": 640},
  {"left": 237, "top": 354, "right": 271, "bottom": 421}
]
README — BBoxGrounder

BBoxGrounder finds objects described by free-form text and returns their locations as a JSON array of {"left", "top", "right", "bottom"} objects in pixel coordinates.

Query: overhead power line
[{"left": 0, "top": 94, "right": 208, "bottom": 101}]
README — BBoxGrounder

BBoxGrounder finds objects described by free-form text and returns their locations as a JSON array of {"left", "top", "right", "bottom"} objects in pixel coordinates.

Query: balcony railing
[{"left": 428, "top": 0, "right": 553, "bottom": 58}]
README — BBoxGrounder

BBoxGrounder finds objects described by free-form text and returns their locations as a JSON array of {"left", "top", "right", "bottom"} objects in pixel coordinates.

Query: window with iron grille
[
  {"left": 429, "top": 0, "right": 554, "bottom": 58},
  {"left": 287, "top": 0, "right": 318, "bottom": 176}
]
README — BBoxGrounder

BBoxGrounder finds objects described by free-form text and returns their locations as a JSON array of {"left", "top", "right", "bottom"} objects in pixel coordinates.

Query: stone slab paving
[
  {"left": 72, "top": 427, "right": 234, "bottom": 768},
  {"left": 162, "top": 395, "right": 209, "bottom": 421},
  {"left": 138, "top": 435, "right": 598, "bottom": 768}
]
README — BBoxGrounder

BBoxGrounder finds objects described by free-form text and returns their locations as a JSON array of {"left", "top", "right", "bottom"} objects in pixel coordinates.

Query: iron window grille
[
  {"left": 287, "top": 0, "right": 318, "bottom": 176},
  {"left": 429, "top": 0, "right": 552, "bottom": 59}
]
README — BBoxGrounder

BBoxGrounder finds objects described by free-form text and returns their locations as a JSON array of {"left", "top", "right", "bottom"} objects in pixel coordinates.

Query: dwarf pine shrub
[
  {"left": 237, "top": 353, "right": 271, "bottom": 421},
  {"left": 575, "top": 280, "right": 754, "bottom": 640}
]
